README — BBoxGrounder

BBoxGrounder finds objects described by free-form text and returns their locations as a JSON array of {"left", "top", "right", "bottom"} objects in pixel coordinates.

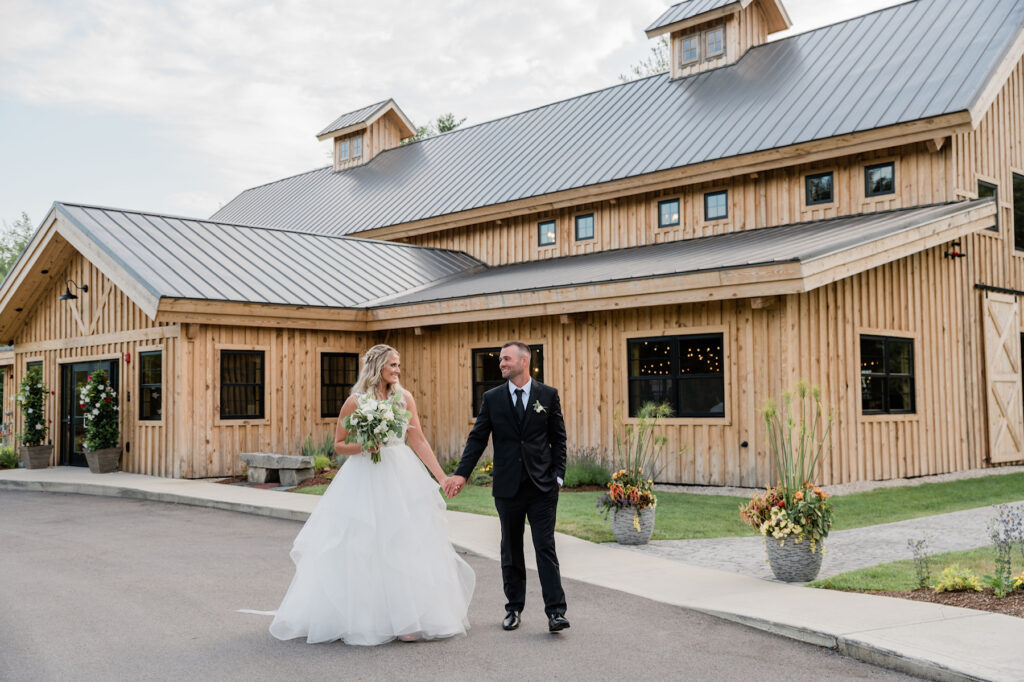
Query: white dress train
[{"left": 266, "top": 433, "right": 475, "bottom": 645}]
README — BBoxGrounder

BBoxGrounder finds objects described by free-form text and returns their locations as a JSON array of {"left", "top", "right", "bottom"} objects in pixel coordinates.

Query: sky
[{"left": 0, "top": 0, "right": 908, "bottom": 229}]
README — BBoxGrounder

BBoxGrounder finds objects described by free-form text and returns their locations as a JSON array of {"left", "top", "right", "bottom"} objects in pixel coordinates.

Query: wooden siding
[
  {"left": 403, "top": 143, "right": 952, "bottom": 265},
  {"left": 179, "top": 324, "right": 371, "bottom": 478},
  {"left": 333, "top": 111, "right": 408, "bottom": 170},
  {"left": 671, "top": 4, "right": 768, "bottom": 79}
]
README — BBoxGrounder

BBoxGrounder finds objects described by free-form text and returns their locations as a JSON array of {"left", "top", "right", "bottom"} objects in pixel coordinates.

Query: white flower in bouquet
[{"left": 342, "top": 393, "right": 412, "bottom": 463}]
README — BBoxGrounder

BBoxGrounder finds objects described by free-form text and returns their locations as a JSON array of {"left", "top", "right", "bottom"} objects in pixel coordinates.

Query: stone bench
[{"left": 239, "top": 453, "right": 315, "bottom": 487}]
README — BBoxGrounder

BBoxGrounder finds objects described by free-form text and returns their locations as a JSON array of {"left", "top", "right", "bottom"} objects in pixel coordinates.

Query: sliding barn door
[{"left": 982, "top": 291, "right": 1024, "bottom": 463}]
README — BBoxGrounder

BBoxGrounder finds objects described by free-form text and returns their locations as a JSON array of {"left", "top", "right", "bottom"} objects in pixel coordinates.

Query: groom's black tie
[{"left": 514, "top": 388, "right": 526, "bottom": 422}]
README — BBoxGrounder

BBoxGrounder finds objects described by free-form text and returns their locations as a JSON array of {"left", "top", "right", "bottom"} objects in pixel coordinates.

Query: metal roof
[
  {"left": 375, "top": 202, "right": 991, "bottom": 307},
  {"left": 54, "top": 203, "right": 482, "bottom": 309},
  {"left": 316, "top": 100, "right": 389, "bottom": 138},
  {"left": 646, "top": 0, "right": 740, "bottom": 33},
  {"left": 213, "top": 0, "right": 1024, "bottom": 238}
]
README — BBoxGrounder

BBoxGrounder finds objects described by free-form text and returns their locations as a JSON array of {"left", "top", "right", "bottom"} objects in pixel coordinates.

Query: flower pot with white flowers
[
  {"left": 80, "top": 369, "right": 121, "bottom": 474},
  {"left": 16, "top": 365, "right": 52, "bottom": 468}
]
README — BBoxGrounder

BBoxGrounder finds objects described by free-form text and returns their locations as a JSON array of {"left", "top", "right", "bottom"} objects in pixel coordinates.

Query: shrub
[
  {"left": 442, "top": 458, "right": 459, "bottom": 475},
  {"left": 934, "top": 564, "right": 984, "bottom": 593},
  {"left": 16, "top": 366, "right": 50, "bottom": 447},
  {"left": 0, "top": 445, "right": 17, "bottom": 469},
  {"left": 313, "top": 454, "right": 332, "bottom": 471},
  {"left": 907, "top": 538, "right": 933, "bottom": 589},
  {"left": 301, "top": 433, "right": 337, "bottom": 465},
  {"left": 563, "top": 460, "right": 611, "bottom": 488},
  {"left": 79, "top": 369, "right": 119, "bottom": 451},
  {"left": 469, "top": 459, "right": 493, "bottom": 486}
]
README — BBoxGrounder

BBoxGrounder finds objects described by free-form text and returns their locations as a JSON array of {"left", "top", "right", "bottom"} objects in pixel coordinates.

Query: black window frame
[
  {"left": 1013, "top": 173, "right": 1024, "bottom": 251},
  {"left": 658, "top": 198, "right": 680, "bottom": 228},
  {"left": 704, "top": 190, "right": 728, "bottom": 221},
  {"left": 859, "top": 335, "right": 916, "bottom": 415},
  {"left": 219, "top": 350, "right": 265, "bottom": 420},
  {"left": 979, "top": 180, "right": 998, "bottom": 232},
  {"left": 574, "top": 213, "right": 595, "bottom": 241},
  {"left": 138, "top": 350, "right": 162, "bottom": 422},
  {"left": 865, "top": 162, "right": 895, "bottom": 197},
  {"left": 627, "top": 333, "right": 725, "bottom": 419},
  {"left": 805, "top": 171, "right": 834, "bottom": 205},
  {"left": 320, "top": 352, "right": 358, "bottom": 418},
  {"left": 537, "top": 220, "right": 556, "bottom": 247},
  {"left": 26, "top": 360, "right": 42, "bottom": 372},
  {"left": 471, "top": 345, "right": 544, "bottom": 417}
]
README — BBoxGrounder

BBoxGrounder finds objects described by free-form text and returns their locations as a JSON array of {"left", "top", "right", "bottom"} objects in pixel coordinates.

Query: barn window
[
  {"left": 321, "top": 352, "right": 358, "bottom": 418},
  {"left": 865, "top": 162, "right": 895, "bottom": 197},
  {"left": 704, "top": 26, "right": 725, "bottom": 58},
  {"left": 860, "top": 335, "right": 915, "bottom": 414},
  {"left": 538, "top": 220, "right": 556, "bottom": 246},
  {"left": 471, "top": 345, "right": 544, "bottom": 416},
  {"left": 658, "top": 199, "right": 680, "bottom": 228},
  {"left": 628, "top": 334, "right": 725, "bottom": 418},
  {"left": 704, "top": 190, "right": 728, "bottom": 221},
  {"left": 139, "top": 351, "right": 162, "bottom": 421},
  {"left": 680, "top": 34, "right": 699, "bottom": 65},
  {"left": 1013, "top": 173, "right": 1024, "bottom": 251},
  {"left": 805, "top": 172, "right": 834, "bottom": 205},
  {"left": 979, "top": 180, "right": 998, "bottom": 232},
  {"left": 575, "top": 213, "right": 595, "bottom": 241},
  {"left": 220, "top": 350, "right": 264, "bottom": 419}
]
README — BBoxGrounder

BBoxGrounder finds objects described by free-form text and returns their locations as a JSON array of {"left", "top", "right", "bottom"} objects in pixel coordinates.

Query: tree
[
  {"left": 0, "top": 213, "right": 35, "bottom": 282},
  {"left": 404, "top": 112, "right": 467, "bottom": 144},
  {"left": 619, "top": 36, "right": 670, "bottom": 82}
]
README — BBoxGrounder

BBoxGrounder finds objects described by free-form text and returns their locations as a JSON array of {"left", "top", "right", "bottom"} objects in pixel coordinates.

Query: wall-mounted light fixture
[
  {"left": 944, "top": 241, "right": 966, "bottom": 259},
  {"left": 59, "top": 279, "right": 89, "bottom": 301}
]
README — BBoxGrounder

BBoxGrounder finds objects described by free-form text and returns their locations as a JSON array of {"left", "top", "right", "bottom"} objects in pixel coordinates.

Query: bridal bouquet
[{"left": 341, "top": 394, "right": 411, "bottom": 463}]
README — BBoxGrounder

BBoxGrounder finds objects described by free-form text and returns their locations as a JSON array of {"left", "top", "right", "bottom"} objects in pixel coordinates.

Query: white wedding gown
[{"left": 266, "top": 429, "right": 475, "bottom": 645}]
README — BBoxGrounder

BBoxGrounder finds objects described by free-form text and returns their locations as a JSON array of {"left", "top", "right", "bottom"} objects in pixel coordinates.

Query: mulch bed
[
  {"left": 290, "top": 469, "right": 339, "bottom": 491},
  {"left": 854, "top": 589, "right": 1024, "bottom": 618},
  {"left": 215, "top": 475, "right": 248, "bottom": 485}
]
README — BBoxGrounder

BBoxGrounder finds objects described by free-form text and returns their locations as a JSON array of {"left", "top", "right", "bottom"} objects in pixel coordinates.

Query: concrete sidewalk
[{"left": 2, "top": 467, "right": 1022, "bottom": 682}]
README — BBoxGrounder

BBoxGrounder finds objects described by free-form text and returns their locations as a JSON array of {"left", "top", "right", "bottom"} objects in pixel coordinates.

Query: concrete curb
[{"left": 2, "top": 476, "right": 1019, "bottom": 681}]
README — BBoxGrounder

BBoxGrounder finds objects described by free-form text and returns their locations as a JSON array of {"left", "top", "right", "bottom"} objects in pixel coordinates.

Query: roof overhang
[
  {"left": 315, "top": 100, "right": 417, "bottom": 142},
  {"left": 645, "top": 0, "right": 790, "bottom": 39},
  {"left": 360, "top": 200, "right": 996, "bottom": 330},
  {"left": 155, "top": 299, "right": 368, "bottom": 331}
]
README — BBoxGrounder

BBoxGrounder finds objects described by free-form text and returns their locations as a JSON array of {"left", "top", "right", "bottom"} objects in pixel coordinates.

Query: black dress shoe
[
  {"left": 502, "top": 611, "right": 521, "bottom": 631},
  {"left": 548, "top": 614, "right": 570, "bottom": 632}
]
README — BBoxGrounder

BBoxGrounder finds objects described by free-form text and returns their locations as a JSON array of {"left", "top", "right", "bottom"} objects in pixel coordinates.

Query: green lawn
[
  {"left": 292, "top": 472, "right": 1024, "bottom": 544},
  {"left": 809, "top": 546, "right": 1024, "bottom": 592}
]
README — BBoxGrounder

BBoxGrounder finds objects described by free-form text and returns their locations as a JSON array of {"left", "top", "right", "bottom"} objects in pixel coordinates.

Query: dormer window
[
  {"left": 704, "top": 26, "right": 725, "bottom": 59},
  {"left": 680, "top": 34, "right": 699, "bottom": 66},
  {"left": 352, "top": 135, "right": 362, "bottom": 158},
  {"left": 338, "top": 139, "right": 350, "bottom": 160}
]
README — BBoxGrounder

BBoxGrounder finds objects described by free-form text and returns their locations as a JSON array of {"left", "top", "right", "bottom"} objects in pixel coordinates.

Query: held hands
[{"left": 443, "top": 475, "right": 467, "bottom": 498}]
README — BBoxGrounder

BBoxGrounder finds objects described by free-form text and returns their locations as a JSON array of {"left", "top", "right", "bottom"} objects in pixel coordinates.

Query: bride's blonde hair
[{"left": 351, "top": 344, "right": 404, "bottom": 404}]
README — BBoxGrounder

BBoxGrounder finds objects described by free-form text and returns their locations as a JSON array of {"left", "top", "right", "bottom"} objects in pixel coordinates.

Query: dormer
[
  {"left": 646, "top": 0, "right": 791, "bottom": 79},
  {"left": 317, "top": 99, "right": 417, "bottom": 171}
]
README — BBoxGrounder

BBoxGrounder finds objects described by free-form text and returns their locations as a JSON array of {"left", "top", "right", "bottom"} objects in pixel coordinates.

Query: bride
[{"left": 268, "top": 344, "right": 475, "bottom": 645}]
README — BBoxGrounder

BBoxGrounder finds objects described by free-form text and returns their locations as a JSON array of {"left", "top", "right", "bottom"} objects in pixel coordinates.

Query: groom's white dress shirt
[{"left": 508, "top": 378, "right": 562, "bottom": 488}]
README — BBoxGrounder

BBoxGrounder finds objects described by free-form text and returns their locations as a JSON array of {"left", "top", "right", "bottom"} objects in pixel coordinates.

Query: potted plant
[
  {"left": 598, "top": 402, "right": 670, "bottom": 545},
  {"left": 740, "top": 380, "right": 835, "bottom": 582},
  {"left": 80, "top": 369, "right": 121, "bottom": 473},
  {"left": 16, "top": 365, "right": 52, "bottom": 468}
]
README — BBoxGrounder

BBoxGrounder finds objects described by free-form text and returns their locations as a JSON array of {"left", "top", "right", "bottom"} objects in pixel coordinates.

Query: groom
[{"left": 445, "top": 341, "right": 569, "bottom": 633}]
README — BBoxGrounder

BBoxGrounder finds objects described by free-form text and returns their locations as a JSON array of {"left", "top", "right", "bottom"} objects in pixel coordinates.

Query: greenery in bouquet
[
  {"left": 79, "top": 369, "right": 120, "bottom": 452},
  {"left": 597, "top": 402, "right": 671, "bottom": 531},
  {"left": 341, "top": 393, "right": 411, "bottom": 463},
  {"left": 740, "top": 380, "right": 835, "bottom": 551},
  {"left": 16, "top": 365, "right": 51, "bottom": 447}
]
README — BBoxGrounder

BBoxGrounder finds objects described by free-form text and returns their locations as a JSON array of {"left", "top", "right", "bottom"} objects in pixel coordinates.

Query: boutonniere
[{"left": 533, "top": 400, "right": 546, "bottom": 414}]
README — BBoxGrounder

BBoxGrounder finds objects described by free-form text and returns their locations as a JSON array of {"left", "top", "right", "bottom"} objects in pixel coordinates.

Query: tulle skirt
[{"left": 268, "top": 442, "right": 475, "bottom": 645}]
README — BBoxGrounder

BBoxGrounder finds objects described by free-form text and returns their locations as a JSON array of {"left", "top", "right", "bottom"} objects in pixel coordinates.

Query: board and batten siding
[
  {"left": 179, "top": 324, "right": 371, "bottom": 478},
  {"left": 10, "top": 252, "right": 180, "bottom": 476},
  {"left": 402, "top": 143, "right": 952, "bottom": 266}
]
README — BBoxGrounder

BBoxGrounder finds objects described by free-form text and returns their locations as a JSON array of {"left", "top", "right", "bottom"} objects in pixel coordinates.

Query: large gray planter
[
  {"left": 19, "top": 444, "right": 52, "bottom": 469},
  {"left": 85, "top": 447, "right": 121, "bottom": 474},
  {"left": 611, "top": 506, "right": 656, "bottom": 545},
  {"left": 764, "top": 536, "right": 824, "bottom": 582}
]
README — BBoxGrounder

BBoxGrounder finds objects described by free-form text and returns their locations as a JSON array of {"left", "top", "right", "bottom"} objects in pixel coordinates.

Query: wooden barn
[{"left": 4, "top": 0, "right": 1024, "bottom": 486}]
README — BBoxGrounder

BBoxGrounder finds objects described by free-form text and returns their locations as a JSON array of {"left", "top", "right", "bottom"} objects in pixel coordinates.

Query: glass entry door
[{"left": 61, "top": 360, "right": 118, "bottom": 467}]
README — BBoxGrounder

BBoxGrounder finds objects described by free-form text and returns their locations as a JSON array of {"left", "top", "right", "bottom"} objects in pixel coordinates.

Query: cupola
[
  {"left": 316, "top": 99, "right": 417, "bottom": 171},
  {"left": 645, "top": 0, "right": 791, "bottom": 79}
]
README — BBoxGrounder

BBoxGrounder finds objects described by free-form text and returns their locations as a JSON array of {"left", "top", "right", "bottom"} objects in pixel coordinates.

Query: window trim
[
  {"left": 978, "top": 178, "right": 999, "bottom": 232},
  {"left": 352, "top": 135, "right": 363, "bottom": 158},
  {"left": 215, "top": 345, "right": 268, "bottom": 425},
  {"left": 864, "top": 162, "right": 896, "bottom": 198},
  {"left": 703, "top": 25, "right": 726, "bottom": 60},
  {"left": 574, "top": 213, "right": 595, "bottom": 242},
  {"left": 338, "top": 139, "right": 349, "bottom": 161},
  {"left": 679, "top": 33, "right": 700, "bottom": 66},
  {"left": 318, "top": 349, "right": 359, "bottom": 421},
  {"left": 857, "top": 329, "right": 918, "bottom": 420},
  {"left": 619, "top": 326, "right": 732, "bottom": 425},
  {"left": 137, "top": 347, "right": 164, "bottom": 423},
  {"left": 470, "top": 343, "right": 545, "bottom": 418},
  {"left": 537, "top": 219, "right": 557, "bottom": 247},
  {"left": 704, "top": 189, "right": 728, "bottom": 222},
  {"left": 657, "top": 198, "right": 681, "bottom": 228},
  {"left": 805, "top": 171, "right": 835, "bottom": 206}
]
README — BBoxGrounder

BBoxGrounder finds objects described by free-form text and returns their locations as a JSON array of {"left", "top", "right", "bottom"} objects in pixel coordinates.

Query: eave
[
  {"left": 315, "top": 100, "right": 417, "bottom": 142},
  {"left": 645, "top": 0, "right": 790, "bottom": 39}
]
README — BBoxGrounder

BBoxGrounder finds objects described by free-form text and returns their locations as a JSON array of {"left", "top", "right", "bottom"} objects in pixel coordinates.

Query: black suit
[{"left": 455, "top": 380, "right": 568, "bottom": 617}]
